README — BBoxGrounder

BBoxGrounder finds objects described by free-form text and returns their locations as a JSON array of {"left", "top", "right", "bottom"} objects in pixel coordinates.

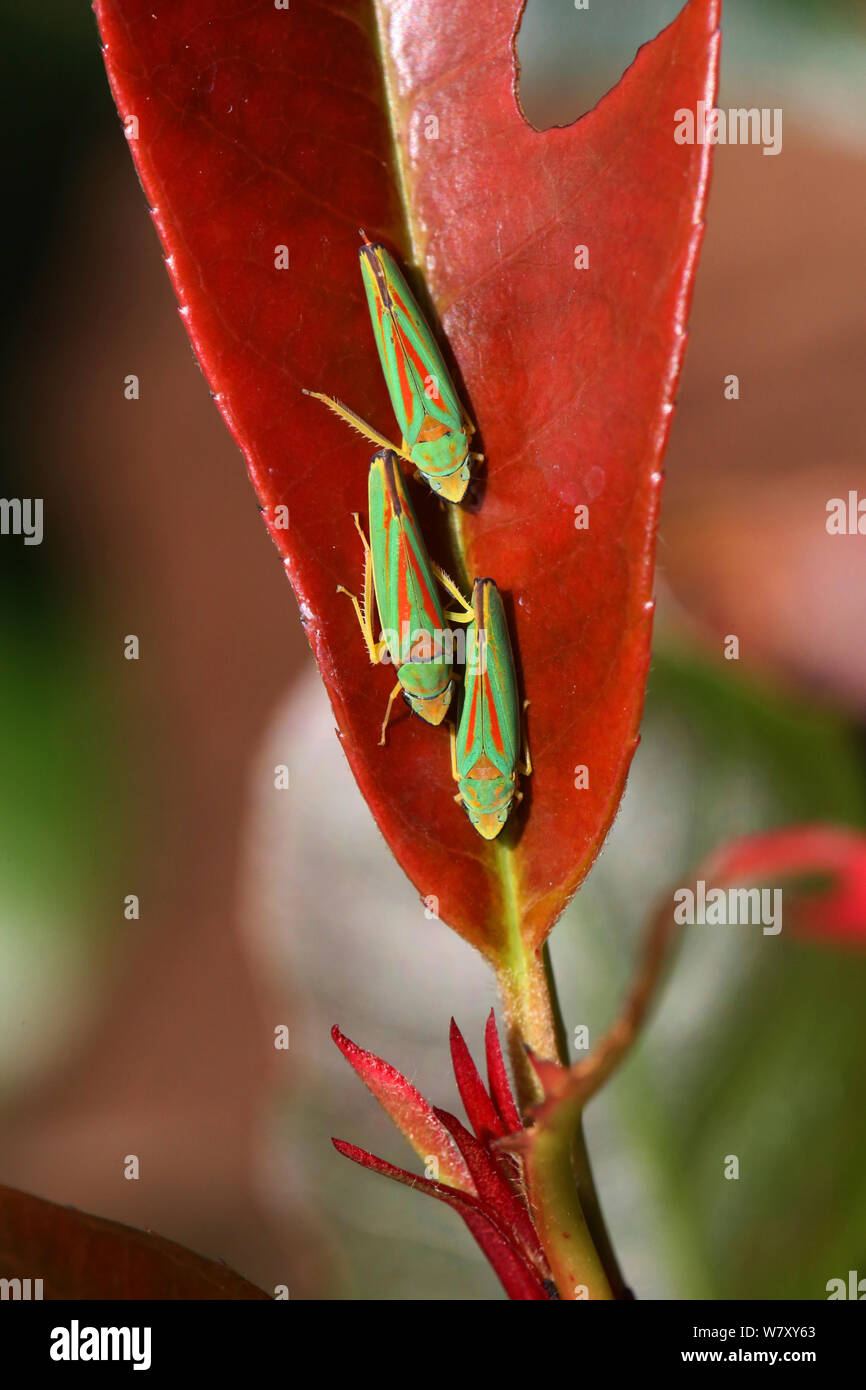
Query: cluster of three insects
[{"left": 307, "top": 234, "right": 530, "bottom": 840}]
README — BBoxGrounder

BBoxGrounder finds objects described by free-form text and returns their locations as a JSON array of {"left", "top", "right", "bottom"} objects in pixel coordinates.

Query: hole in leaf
[{"left": 516, "top": 0, "right": 685, "bottom": 131}]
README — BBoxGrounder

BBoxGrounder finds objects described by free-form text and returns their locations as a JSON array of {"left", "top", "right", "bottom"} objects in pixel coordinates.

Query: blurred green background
[{"left": 1, "top": 0, "right": 864, "bottom": 1299}]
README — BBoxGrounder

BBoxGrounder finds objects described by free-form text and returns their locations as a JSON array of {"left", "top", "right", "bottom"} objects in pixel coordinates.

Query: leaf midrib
[{"left": 371, "top": 0, "right": 525, "bottom": 952}]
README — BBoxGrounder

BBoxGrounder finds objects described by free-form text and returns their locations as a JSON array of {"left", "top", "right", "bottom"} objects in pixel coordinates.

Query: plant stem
[
  {"left": 495, "top": 940, "right": 561, "bottom": 1108},
  {"left": 495, "top": 935, "right": 628, "bottom": 1300},
  {"left": 571, "top": 1121, "right": 630, "bottom": 1298},
  {"left": 542, "top": 940, "right": 571, "bottom": 1064},
  {"left": 526, "top": 1093, "right": 615, "bottom": 1300}
]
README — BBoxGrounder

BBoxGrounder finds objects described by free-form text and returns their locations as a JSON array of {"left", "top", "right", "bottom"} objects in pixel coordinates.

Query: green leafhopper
[
  {"left": 307, "top": 233, "right": 481, "bottom": 503},
  {"left": 451, "top": 579, "right": 531, "bottom": 839},
  {"left": 338, "top": 449, "right": 473, "bottom": 743}
]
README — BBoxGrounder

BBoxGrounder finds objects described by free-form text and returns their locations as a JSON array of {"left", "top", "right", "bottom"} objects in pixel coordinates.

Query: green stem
[
  {"left": 494, "top": 935, "right": 626, "bottom": 1299},
  {"left": 495, "top": 942, "right": 560, "bottom": 1110},
  {"left": 571, "top": 1122, "right": 630, "bottom": 1299},
  {"left": 525, "top": 1095, "right": 615, "bottom": 1301},
  {"left": 545, "top": 941, "right": 630, "bottom": 1298}
]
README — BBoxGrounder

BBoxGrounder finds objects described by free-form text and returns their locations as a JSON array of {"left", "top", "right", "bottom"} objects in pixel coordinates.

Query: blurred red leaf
[
  {"left": 95, "top": 0, "right": 720, "bottom": 959},
  {"left": 703, "top": 825, "right": 866, "bottom": 948},
  {"left": 504, "top": 820, "right": 866, "bottom": 1294},
  {"left": 516, "top": 823, "right": 866, "bottom": 1239},
  {"left": 0, "top": 1184, "right": 269, "bottom": 1299}
]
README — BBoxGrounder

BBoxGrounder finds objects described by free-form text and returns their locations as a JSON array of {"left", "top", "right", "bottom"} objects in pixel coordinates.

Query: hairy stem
[
  {"left": 495, "top": 935, "right": 626, "bottom": 1299},
  {"left": 495, "top": 942, "right": 561, "bottom": 1109}
]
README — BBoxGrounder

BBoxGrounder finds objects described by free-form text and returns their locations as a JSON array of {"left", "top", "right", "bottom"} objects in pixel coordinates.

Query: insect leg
[
  {"left": 463, "top": 417, "right": 484, "bottom": 459},
  {"left": 433, "top": 565, "right": 473, "bottom": 621},
  {"left": 379, "top": 680, "right": 404, "bottom": 746},
  {"left": 337, "top": 514, "right": 382, "bottom": 665},
  {"left": 303, "top": 390, "right": 413, "bottom": 464},
  {"left": 448, "top": 720, "right": 461, "bottom": 784}
]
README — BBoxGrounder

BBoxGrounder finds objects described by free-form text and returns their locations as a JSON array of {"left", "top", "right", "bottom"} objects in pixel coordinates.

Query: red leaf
[
  {"left": 449, "top": 1017, "right": 505, "bottom": 1141},
  {"left": 332, "top": 1140, "right": 550, "bottom": 1299},
  {"left": 331, "top": 1026, "right": 473, "bottom": 1191},
  {"left": 457, "top": 1208, "right": 553, "bottom": 1302},
  {"left": 95, "top": 1, "right": 720, "bottom": 957},
  {"left": 484, "top": 1009, "right": 524, "bottom": 1134},
  {"left": 0, "top": 1183, "right": 268, "bottom": 1300},
  {"left": 702, "top": 825, "right": 866, "bottom": 948},
  {"left": 435, "top": 1108, "right": 545, "bottom": 1267},
  {"left": 331, "top": 1138, "right": 477, "bottom": 1210}
]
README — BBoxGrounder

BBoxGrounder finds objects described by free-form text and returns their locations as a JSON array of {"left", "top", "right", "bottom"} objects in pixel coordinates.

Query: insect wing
[
  {"left": 360, "top": 242, "right": 464, "bottom": 447},
  {"left": 459, "top": 582, "right": 520, "bottom": 778},
  {"left": 368, "top": 451, "right": 446, "bottom": 657}
]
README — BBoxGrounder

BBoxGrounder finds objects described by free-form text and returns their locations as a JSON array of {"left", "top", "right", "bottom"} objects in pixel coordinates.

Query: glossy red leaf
[
  {"left": 95, "top": 0, "right": 720, "bottom": 959},
  {"left": 0, "top": 1183, "right": 269, "bottom": 1299}
]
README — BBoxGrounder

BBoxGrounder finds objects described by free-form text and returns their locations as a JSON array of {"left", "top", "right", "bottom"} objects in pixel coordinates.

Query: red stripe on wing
[
  {"left": 466, "top": 676, "right": 480, "bottom": 748},
  {"left": 393, "top": 340, "right": 417, "bottom": 423},
  {"left": 389, "top": 286, "right": 447, "bottom": 411},
  {"left": 396, "top": 532, "right": 410, "bottom": 629},
  {"left": 479, "top": 594, "right": 506, "bottom": 760},
  {"left": 401, "top": 513, "right": 441, "bottom": 630},
  {"left": 484, "top": 675, "right": 505, "bottom": 759}
]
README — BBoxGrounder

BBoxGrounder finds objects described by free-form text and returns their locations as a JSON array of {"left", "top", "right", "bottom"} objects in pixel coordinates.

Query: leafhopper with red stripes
[
  {"left": 339, "top": 449, "right": 472, "bottom": 743},
  {"left": 451, "top": 579, "right": 531, "bottom": 839},
  {"left": 308, "top": 234, "right": 480, "bottom": 503}
]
